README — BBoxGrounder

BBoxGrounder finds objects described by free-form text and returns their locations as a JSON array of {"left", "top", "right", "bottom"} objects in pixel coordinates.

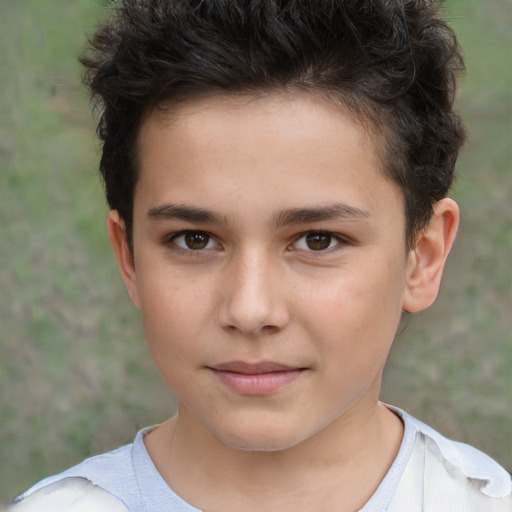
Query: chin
[{"left": 211, "top": 418, "right": 308, "bottom": 453}]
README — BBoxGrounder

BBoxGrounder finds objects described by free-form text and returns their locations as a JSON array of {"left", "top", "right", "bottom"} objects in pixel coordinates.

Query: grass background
[{"left": 0, "top": 0, "right": 510, "bottom": 503}]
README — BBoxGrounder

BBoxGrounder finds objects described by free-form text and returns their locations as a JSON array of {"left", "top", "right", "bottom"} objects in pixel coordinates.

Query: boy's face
[{"left": 115, "top": 92, "right": 418, "bottom": 451}]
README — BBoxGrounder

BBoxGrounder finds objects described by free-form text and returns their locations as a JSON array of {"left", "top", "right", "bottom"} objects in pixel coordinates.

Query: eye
[
  {"left": 292, "top": 231, "right": 343, "bottom": 251},
  {"left": 169, "top": 231, "right": 219, "bottom": 251}
]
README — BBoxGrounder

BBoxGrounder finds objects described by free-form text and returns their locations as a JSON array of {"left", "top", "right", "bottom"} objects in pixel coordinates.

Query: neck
[{"left": 145, "top": 399, "right": 403, "bottom": 512}]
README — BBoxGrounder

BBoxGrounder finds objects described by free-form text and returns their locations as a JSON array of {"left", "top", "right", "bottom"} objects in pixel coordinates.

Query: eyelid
[
  {"left": 163, "top": 229, "right": 351, "bottom": 254},
  {"left": 289, "top": 230, "right": 351, "bottom": 252},
  {"left": 165, "top": 230, "right": 221, "bottom": 251}
]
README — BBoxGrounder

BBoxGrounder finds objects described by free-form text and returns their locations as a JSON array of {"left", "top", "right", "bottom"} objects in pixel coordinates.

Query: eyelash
[
  {"left": 165, "top": 230, "right": 221, "bottom": 253},
  {"left": 289, "top": 231, "right": 350, "bottom": 254},
  {"left": 164, "top": 230, "right": 351, "bottom": 255}
]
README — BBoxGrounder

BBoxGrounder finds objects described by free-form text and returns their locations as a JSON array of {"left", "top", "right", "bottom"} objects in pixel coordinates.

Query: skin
[{"left": 108, "top": 92, "right": 459, "bottom": 511}]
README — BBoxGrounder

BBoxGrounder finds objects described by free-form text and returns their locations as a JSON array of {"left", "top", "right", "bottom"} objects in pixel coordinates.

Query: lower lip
[{"left": 211, "top": 369, "right": 304, "bottom": 395}]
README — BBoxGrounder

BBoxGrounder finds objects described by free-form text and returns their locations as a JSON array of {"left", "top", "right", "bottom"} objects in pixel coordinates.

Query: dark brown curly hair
[{"left": 81, "top": 0, "right": 465, "bottom": 250}]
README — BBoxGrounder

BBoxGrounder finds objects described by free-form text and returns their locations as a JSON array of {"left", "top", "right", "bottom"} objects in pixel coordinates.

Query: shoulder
[
  {"left": 20, "top": 442, "right": 135, "bottom": 494},
  {"left": 7, "top": 477, "right": 129, "bottom": 512},
  {"left": 11, "top": 426, "right": 201, "bottom": 512},
  {"left": 403, "top": 408, "right": 511, "bottom": 497},
  {"left": 388, "top": 406, "right": 512, "bottom": 512},
  {"left": 12, "top": 434, "right": 144, "bottom": 511}
]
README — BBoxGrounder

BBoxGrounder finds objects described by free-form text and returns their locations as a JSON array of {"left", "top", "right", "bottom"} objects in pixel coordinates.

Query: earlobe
[
  {"left": 107, "top": 210, "right": 141, "bottom": 309},
  {"left": 402, "top": 198, "right": 460, "bottom": 313}
]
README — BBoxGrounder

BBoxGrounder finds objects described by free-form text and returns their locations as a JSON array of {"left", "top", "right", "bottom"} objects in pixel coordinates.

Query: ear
[
  {"left": 402, "top": 198, "right": 460, "bottom": 313},
  {"left": 107, "top": 210, "right": 140, "bottom": 309}
]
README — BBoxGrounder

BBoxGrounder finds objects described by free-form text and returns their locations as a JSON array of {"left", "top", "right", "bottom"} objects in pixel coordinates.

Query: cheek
[
  {"left": 137, "top": 278, "right": 207, "bottom": 393},
  {"left": 297, "top": 257, "right": 406, "bottom": 354},
  {"left": 136, "top": 271, "right": 213, "bottom": 355}
]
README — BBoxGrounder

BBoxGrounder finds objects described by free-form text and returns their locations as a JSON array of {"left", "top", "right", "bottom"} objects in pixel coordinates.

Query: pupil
[
  {"left": 185, "top": 232, "right": 209, "bottom": 250},
  {"left": 306, "top": 232, "right": 331, "bottom": 250}
]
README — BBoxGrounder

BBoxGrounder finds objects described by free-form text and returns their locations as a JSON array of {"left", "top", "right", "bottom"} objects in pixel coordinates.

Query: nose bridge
[{"left": 218, "top": 244, "right": 287, "bottom": 335}]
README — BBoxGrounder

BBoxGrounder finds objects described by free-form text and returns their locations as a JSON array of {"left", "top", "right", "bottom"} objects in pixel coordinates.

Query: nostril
[{"left": 261, "top": 324, "right": 281, "bottom": 334}]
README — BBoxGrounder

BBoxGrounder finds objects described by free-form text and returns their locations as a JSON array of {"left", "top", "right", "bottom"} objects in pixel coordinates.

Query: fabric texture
[
  {"left": 14, "top": 406, "right": 512, "bottom": 512},
  {"left": 7, "top": 477, "right": 129, "bottom": 512}
]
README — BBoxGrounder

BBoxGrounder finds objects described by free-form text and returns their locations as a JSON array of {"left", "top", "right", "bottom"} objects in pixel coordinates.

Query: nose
[{"left": 217, "top": 247, "right": 289, "bottom": 336}]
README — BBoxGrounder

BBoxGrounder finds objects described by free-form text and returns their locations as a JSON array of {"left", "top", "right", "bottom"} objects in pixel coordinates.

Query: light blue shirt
[{"left": 15, "top": 407, "right": 512, "bottom": 511}]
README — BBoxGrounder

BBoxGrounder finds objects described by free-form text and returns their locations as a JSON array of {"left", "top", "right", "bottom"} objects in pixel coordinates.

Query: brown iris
[
  {"left": 184, "top": 231, "right": 210, "bottom": 250},
  {"left": 305, "top": 232, "right": 332, "bottom": 250}
]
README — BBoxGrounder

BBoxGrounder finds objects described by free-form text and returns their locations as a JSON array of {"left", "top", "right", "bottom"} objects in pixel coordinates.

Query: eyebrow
[
  {"left": 146, "top": 202, "right": 370, "bottom": 227},
  {"left": 273, "top": 203, "right": 371, "bottom": 227},
  {"left": 146, "top": 203, "right": 227, "bottom": 225}
]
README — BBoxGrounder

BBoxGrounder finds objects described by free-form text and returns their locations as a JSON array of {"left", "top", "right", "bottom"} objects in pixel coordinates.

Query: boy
[{"left": 10, "top": 0, "right": 511, "bottom": 510}]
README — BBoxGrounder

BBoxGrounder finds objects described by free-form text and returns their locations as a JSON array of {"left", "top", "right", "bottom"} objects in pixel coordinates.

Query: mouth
[{"left": 207, "top": 361, "right": 307, "bottom": 395}]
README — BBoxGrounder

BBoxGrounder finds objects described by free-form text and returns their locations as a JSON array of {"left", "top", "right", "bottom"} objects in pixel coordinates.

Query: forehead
[
  {"left": 135, "top": 92, "right": 403, "bottom": 226},
  {"left": 148, "top": 91, "right": 380, "bottom": 157}
]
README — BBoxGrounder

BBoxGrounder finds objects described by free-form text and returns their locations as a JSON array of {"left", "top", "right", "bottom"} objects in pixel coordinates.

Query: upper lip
[{"left": 210, "top": 361, "right": 302, "bottom": 374}]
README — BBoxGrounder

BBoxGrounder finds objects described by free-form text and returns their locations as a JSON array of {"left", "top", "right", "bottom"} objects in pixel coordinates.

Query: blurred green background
[{"left": 0, "top": 0, "right": 510, "bottom": 503}]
